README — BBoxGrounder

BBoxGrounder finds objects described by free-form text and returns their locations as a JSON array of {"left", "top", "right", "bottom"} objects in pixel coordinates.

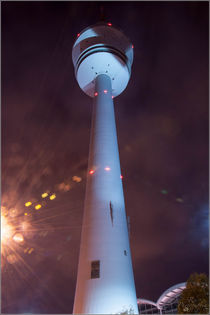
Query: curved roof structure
[
  {"left": 156, "top": 282, "right": 186, "bottom": 309},
  {"left": 137, "top": 282, "right": 186, "bottom": 310},
  {"left": 137, "top": 298, "right": 157, "bottom": 308}
]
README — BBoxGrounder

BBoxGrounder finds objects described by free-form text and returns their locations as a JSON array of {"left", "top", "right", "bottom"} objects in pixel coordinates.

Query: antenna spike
[{"left": 99, "top": 5, "right": 105, "bottom": 22}]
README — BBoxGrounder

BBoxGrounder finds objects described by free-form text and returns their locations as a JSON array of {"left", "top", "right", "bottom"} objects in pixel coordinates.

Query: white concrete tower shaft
[{"left": 72, "top": 23, "right": 138, "bottom": 314}]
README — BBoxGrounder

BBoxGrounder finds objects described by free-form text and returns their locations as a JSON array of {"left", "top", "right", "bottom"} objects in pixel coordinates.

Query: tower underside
[{"left": 73, "top": 74, "right": 138, "bottom": 314}]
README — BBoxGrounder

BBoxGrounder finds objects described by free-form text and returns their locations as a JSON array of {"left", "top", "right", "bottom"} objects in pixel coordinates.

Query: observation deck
[{"left": 72, "top": 22, "right": 134, "bottom": 97}]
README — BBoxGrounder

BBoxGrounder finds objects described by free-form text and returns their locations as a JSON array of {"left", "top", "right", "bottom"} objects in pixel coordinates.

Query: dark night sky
[{"left": 1, "top": 1, "right": 209, "bottom": 314}]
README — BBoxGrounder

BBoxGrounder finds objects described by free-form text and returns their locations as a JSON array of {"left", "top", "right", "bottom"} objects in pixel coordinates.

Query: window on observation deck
[{"left": 91, "top": 260, "right": 100, "bottom": 279}]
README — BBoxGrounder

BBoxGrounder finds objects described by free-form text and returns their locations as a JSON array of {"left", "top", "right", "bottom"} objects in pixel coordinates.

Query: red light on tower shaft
[
  {"left": 89, "top": 170, "right": 95, "bottom": 175},
  {"left": 120, "top": 175, "right": 123, "bottom": 179},
  {"left": 107, "top": 23, "right": 112, "bottom": 26},
  {"left": 77, "top": 33, "right": 80, "bottom": 37},
  {"left": 94, "top": 92, "right": 98, "bottom": 96},
  {"left": 104, "top": 90, "right": 108, "bottom": 94},
  {"left": 104, "top": 166, "right": 111, "bottom": 171}
]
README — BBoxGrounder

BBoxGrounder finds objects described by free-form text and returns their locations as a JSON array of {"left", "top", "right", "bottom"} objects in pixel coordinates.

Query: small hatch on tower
[{"left": 91, "top": 260, "right": 100, "bottom": 279}]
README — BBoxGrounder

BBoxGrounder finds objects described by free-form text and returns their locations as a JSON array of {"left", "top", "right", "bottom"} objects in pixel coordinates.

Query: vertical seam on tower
[{"left": 109, "top": 201, "right": 114, "bottom": 226}]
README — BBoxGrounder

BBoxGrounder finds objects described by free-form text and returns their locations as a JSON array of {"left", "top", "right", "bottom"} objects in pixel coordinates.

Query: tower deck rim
[{"left": 75, "top": 44, "right": 130, "bottom": 77}]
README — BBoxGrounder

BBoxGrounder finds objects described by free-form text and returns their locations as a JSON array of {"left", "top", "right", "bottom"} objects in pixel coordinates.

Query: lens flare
[
  {"left": 72, "top": 176, "right": 82, "bottom": 183},
  {"left": 49, "top": 194, "right": 56, "bottom": 200},
  {"left": 42, "top": 192, "right": 48, "bottom": 198},
  {"left": 13, "top": 233, "right": 24, "bottom": 243},
  {"left": 7, "top": 254, "right": 17, "bottom": 264},
  {"left": 28, "top": 248, "right": 34, "bottom": 254},
  {"left": 35, "top": 204, "right": 42, "bottom": 210},
  {"left": 25, "top": 201, "right": 32, "bottom": 207},
  {"left": 1, "top": 215, "right": 14, "bottom": 244}
]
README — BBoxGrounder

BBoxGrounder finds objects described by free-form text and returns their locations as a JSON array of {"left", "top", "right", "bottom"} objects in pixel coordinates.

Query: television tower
[{"left": 72, "top": 22, "right": 138, "bottom": 314}]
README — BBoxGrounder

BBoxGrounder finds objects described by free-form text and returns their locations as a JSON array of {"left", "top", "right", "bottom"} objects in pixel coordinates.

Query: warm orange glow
[
  {"left": 49, "top": 194, "right": 56, "bottom": 200},
  {"left": 13, "top": 233, "right": 24, "bottom": 243},
  {"left": 25, "top": 201, "right": 32, "bottom": 207},
  {"left": 21, "top": 221, "right": 30, "bottom": 231},
  {"left": 35, "top": 204, "right": 42, "bottom": 210},
  {"left": 42, "top": 192, "right": 48, "bottom": 198},
  {"left": 1, "top": 215, "right": 13, "bottom": 244},
  {"left": 7, "top": 254, "right": 17, "bottom": 264},
  {"left": 72, "top": 176, "right": 82, "bottom": 183},
  {"left": 24, "top": 212, "right": 28, "bottom": 216},
  {"left": 10, "top": 208, "right": 18, "bottom": 217}
]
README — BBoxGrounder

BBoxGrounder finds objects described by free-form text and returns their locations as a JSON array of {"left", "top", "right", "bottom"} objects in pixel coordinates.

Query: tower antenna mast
[{"left": 99, "top": 5, "right": 106, "bottom": 22}]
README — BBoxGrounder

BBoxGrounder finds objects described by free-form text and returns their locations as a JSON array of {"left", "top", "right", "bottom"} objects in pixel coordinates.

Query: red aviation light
[
  {"left": 89, "top": 170, "right": 95, "bottom": 175},
  {"left": 120, "top": 175, "right": 123, "bottom": 179},
  {"left": 105, "top": 167, "right": 111, "bottom": 171},
  {"left": 77, "top": 33, "right": 80, "bottom": 38},
  {"left": 107, "top": 23, "right": 112, "bottom": 26},
  {"left": 112, "top": 96, "right": 114, "bottom": 99},
  {"left": 132, "top": 44, "right": 134, "bottom": 49},
  {"left": 94, "top": 92, "right": 98, "bottom": 97},
  {"left": 104, "top": 90, "right": 108, "bottom": 94}
]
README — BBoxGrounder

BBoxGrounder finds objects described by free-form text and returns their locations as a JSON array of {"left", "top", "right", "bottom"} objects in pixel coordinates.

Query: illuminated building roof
[
  {"left": 156, "top": 282, "right": 186, "bottom": 309},
  {"left": 137, "top": 282, "right": 186, "bottom": 313}
]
